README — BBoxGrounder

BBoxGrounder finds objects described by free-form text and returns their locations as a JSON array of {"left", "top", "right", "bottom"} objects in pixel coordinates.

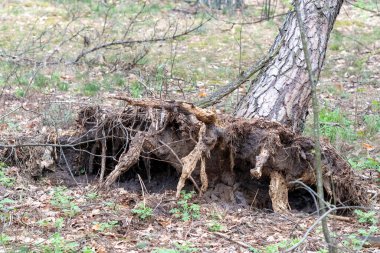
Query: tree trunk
[{"left": 235, "top": 0, "right": 343, "bottom": 133}]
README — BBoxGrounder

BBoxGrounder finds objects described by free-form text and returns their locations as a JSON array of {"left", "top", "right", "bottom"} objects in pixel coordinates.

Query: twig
[
  {"left": 329, "top": 215, "right": 352, "bottom": 222},
  {"left": 211, "top": 231, "right": 252, "bottom": 249},
  {"left": 73, "top": 18, "right": 210, "bottom": 63},
  {"left": 0, "top": 106, "right": 22, "bottom": 121},
  {"left": 284, "top": 206, "right": 375, "bottom": 252}
]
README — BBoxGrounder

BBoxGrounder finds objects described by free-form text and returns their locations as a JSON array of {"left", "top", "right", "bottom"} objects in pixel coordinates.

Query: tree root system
[{"left": 1, "top": 97, "right": 373, "bottom": 213}]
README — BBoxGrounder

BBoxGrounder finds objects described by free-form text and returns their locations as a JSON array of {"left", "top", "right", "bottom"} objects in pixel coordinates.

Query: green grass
[
  {"left": 363, "top": 114, "right": 380, "bottom": 136},
  {"left": 349, "top": 156, "right": 380, "bottom": 171},
  {"left": 82, "top": 81, "right": 101, "bottom": 96},
  {"left": 319, "top": 107, "right": 356, "bottom": 143},
  {"left": 0, "top": 163, "right": 15, "bottom": 187}
]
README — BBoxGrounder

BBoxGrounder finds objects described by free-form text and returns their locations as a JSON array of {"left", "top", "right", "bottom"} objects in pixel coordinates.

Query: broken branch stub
[
  {"left": 111, "top": 96, "right": 217, "bottom": 124},
  {"left": 250, "top": 148, "right": 269, "bottom": 179}
]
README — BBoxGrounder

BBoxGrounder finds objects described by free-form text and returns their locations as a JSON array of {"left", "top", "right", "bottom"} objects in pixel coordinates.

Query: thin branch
[
  {"left": 284, "top": 205, "right": 375, "bottom": 252},
  {"left": 72, "top": 18, "right": 210, "bottom": 63},
  {"left": 295, "top": 1, "right": 333, "bottom": 252}
]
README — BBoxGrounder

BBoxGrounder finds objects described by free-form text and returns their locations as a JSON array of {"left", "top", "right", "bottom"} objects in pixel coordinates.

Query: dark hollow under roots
[{"left": 1, "top": 100, "right": 373, "bottom": 213}]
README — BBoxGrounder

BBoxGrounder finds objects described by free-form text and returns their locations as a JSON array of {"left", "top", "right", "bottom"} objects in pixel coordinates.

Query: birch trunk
[{"left": 235, "top": 0, "right": 343, "bottom": 133}]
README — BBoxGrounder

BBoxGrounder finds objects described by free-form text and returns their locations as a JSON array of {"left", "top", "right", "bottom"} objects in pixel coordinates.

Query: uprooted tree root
[{"left": 1, "top": 97, "right": 373, "bottom": 213}]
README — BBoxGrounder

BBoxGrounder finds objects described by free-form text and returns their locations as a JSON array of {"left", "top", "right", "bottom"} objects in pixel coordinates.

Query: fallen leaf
[{"left": 362, "top": 143, "right": 375, "bottom": 150}]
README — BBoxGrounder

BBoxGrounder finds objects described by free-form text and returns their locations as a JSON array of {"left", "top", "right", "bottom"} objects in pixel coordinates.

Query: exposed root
[
  {"left": 99, "top": 128, "right": 107, "bottom": 182},
  {"left": 200, "top": 156, "right": 208, "bottom": 194},
  {"left": 1, "top": 99, "right": 374, "bottom": 212},
  {"left": 269, "top": 171, "right": 289, "bottom": 213},
  {"left": 176, "top": 124, "right": 208, "bottom": 198},
  {"left": 250, "top": 148, "right": 269, "bottom": 179},
  {"left": 99, "top": 132, "right": 146, "bottom": 189}
]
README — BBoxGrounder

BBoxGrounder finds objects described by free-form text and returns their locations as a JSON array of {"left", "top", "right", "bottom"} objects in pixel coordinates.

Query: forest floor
[{"left": 0, "top": 1, "right": 380, "bottom": 252}]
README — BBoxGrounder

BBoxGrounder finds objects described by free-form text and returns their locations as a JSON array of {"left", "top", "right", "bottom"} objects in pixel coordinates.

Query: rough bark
[{"left": 235, "top": 0, "right": 343, "bottom": 133}]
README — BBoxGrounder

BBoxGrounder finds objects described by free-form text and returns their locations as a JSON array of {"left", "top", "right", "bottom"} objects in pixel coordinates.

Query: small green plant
[
  {"left": 170, "top": 191, "right": 200, "bottom": 222},
  {"left": 38, "top": 217, "right": 65, "bottom": 230},
  {"left": 111, "top": 73, "right": 125, "bottom": 87},
  {"left": 130, "top": 81, "right": 143, "bottom": 98},
  {"left": 92, "top": 221, "right": 118, "bottom": 232},
  {"left": 371, "top": 100, "right": 380, "bottom": 112},
  {"left": 86, "top": 192, "right": 99, "bottom": 200},
  {"left": 349, "top": 157, "right": 380, "bottom": 171},
  {"left": 0, "top": 233, "right": 10, "bottom": 245},
  {"left": 343, "top": 233, "right": 365, "bottom": 251},
  {"left": 329, "top": 30, "right": 344, "bottom": 51},
  {"left": 153, "top": 249, "right": 178, "bottom": 253},
  {"left": 343, "top": 225, "right": 378, "bottom": 251},
  {"left": 0, "top": 198, "right": 15, "bottom": 212},
  {"left": 14, "top": 87, "right": 26, "bottom": 97},
  {"left": 0, "top": 164, "right": 15, "bottom": 187},
  {"left": 248, "top": 247, "right": 260, "bottom": 253},
  {"left": 50, "top": 187, "right": 81, "bottom": 217},
  {"left": 207, "top": 221, "right": 223, "bottom": 232},
  {"left": 131, "top": 203, "right": 153, "bottom": 220},
  {"left": 55, "top": 217, "right": 65, "bottom": 230},
  {"left": 136, "top": 241, "right": 149, "bottom": 249},
  {"left": 264, "top": 238, "right": 300, "bottom": 253},
  {"left": 50, "top": 187, "right": 71, "bottom": 207},
  {"left": 363, "top": 114, "right": 380, "bottom": 136},
  {"left": 82, "top": 81, "right": 100, "bottom": 96},
  {"left": 342, "top": 208, "right": 378, "bottom": 251},
  {"left": 51, "top": 72, "right": 70, "bottom": 91},
  {"left": 33, "top": 73, "right": 49, "bottom": 88},
  {"left": 42, "top": 232, "right": 79, "bottom": 253},
  {"left": 174, "top": 242, "right": 198, "bottom": 253},
  {"left": 354, "top": 209, "right": 378, "bottom": 225},
  {"left": 319, "top": 107, "right": 356, "bottom": 143},
  {"left": 82, "top": 246, "right": 95, "bottom": 253},
  {"left": 153, "top": 242, "right": 198, "bottom": 253},
  {"left": 37, "top": 218, "right": 53, "bottom": 227}
]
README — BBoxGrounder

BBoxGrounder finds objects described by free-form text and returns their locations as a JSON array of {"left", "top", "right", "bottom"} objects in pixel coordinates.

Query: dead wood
[
  {"left": 111, "top": 96, "right": 217, "bottom": 124},
  {"left": 100, "top": 132, "right": 146, "bottom": 189},
  {"left": 1, "top": 98, "right": 374, "bottom": 212},
  {"left": 269, "top": 171, "right": 289, "bottom": 213}
]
